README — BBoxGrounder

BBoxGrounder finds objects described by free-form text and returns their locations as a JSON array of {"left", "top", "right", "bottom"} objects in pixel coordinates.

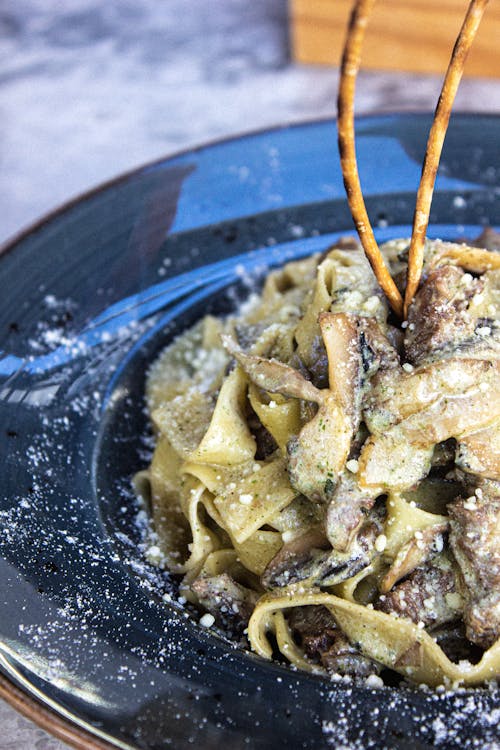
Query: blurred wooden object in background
[{"left": 290, "top": 0, "right": 499, "bottom": 77}]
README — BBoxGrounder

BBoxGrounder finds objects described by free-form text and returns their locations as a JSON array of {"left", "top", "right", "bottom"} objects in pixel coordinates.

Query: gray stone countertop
[{"left": 1, "top": 1, "right": 500, "bottom": 748}]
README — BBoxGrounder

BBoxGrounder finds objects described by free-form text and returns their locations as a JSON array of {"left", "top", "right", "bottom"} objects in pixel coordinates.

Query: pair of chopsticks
[{"left": 337, "top": 0, "right": 489, "bottom": 319}]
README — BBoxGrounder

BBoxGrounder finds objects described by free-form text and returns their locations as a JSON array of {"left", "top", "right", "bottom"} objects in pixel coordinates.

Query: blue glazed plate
[{"left": 0, "top": 115, "right": 499, "bottom": 749}]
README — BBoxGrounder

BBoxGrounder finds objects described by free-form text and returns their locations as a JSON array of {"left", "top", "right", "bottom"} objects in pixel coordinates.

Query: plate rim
[
  {"left": 3, "top": 110, "right": 497, "bottom": 259},
  {"left": 0, "top": 670, "right": 122, "bottom": 750}
]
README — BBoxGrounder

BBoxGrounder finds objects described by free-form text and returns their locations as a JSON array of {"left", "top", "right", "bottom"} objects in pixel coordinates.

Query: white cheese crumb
[
  {"left": 239, "top": 493, "right": 253, "bottom": 505},
  {"left": 374, "top": 534, "right": 387, "bottom": 553},
  {"left": 145, "top": 545, "right": 163, "bottom": 565},
  {"left": 463, "top": 497, "right": 477, "bottom": 510},
  {"left": 476, "top": 326, "right": 491, "bottom": 337},
  {"left": 402, "top": 362, "right": 414, "bottom": 373},
  {"left": 445, "top": 592, "right": 462, "bottom": 610},
  {"left": 346, "top": 459, "right": 359, "bottom": 474},
  {"left": 268, "top": 400, "right": 277, "bottom": 409},
  {"left": 199, "top": 613, "right": 215, "bottom": 628},
  {"left": 363, "top": 295, "right": 381, "bottom": 314},
  {"left": 344, "top": 290, "right": 364, "bottom": 308},
  {"left": 365, "top": 674, "right": 384, "bottom": 688},
  {"left": 417, "top": 621, "right": 426, "bottom": 629}
]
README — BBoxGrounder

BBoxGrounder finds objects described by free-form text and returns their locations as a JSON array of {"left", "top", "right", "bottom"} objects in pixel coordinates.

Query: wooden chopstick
[
  {"left": 404, "top": 0, "right": 489, "bottom": 317},
  {"left": 337, "top": 0, "right": 404, "bottom": 319}
]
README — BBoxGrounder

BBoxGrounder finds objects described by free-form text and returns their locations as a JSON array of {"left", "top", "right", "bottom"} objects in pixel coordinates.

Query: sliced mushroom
[
  {"left": 448, "top": 488, "right": 500, "bottom": 649},
  {"left": 404, "top": 264, "right": 483, "bottom": 365},
  {"left": 262, "top": 522, "right": 377, "bottom": 590},
  {"left": 326, "top": 471, "right": 380, "bottom": 551},
  {"left": 222, "top": 334, "right": 322, "bottom": 404},
  {"left": 380, "top": 522, "right": 448, "bottom": 593},
  {"left": 376, "top": 557, "right": 463, "bottom": 630},
  {"left": 365, "top": 358, "right": 496, "bottom": 435},
  {"left": 288, "top": 605, "right": 381, "bottom": 677},
  {"left": 456, "top": 421, "right": 500, "bottom": 481},
  {"left": 474, "top": 227, "right": 500, "bottom": 253},
  {"left": 359, "top": 316, "right": 401, "bottom": 371},
  {"left": 359, "top": 360, "right": 500, "bottom": 491},
  {"left": 319, "top": 312, "right": 364, "bottom": 420},
  {"left": 431, "top": 621, "right": 481, "bottom": 663},
  {"left": 261, "top": 526, "right": 329, "bottom": 589},
  {"left": 287, "top": 394, "right": 352, "bottom": 502},
  {"left": 191, "top": 572, "right": 259, "bottom": 631},
  {"left": 428, "top": 242, "right": 500, "bottom": 275}
]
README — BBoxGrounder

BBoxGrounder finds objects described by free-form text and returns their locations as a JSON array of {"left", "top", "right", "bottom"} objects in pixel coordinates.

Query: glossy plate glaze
[{"left": 0, "top": 115, "right": 499, "bottom": 750}]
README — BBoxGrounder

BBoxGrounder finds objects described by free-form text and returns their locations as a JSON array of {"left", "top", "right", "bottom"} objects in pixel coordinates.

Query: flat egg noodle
[{"left": 248, "top": 588, "right": 500, "bottom": 687}]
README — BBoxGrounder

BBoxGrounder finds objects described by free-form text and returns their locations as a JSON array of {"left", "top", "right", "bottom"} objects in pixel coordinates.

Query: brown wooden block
[{"left": 290, "top": 0, "right": 499, "bottom": 77}]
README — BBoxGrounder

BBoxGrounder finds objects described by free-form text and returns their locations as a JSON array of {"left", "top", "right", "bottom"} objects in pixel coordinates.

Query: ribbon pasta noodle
[{"left": 140, "top": 238, "right": 500, "bottom": 688}]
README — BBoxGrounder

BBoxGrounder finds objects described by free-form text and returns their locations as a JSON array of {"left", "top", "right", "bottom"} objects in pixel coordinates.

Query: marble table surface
[{"left": 1, "top": 1, "right": 500, "bottom": 748}]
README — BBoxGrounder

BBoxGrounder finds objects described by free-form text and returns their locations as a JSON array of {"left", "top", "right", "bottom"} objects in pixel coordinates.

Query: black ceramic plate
[{"left": 1, "top": 115, "right": 499, "bottom": 750}]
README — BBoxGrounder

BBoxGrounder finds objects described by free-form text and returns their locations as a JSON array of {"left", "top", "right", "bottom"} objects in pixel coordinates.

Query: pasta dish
[
  {"left": 139, "top": 233, "right": 500, "bottom": 687},
  {"left": 136, "top": 0, "right": 499, "bottom": 689}
]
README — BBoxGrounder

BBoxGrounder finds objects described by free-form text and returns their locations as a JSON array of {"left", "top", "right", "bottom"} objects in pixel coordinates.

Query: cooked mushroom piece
[
  {"left": 431, "top": 622, "right": 483, "bottom": 664},
  {"left": 456, "top": 422, "right": 500, "bottom": 481},
  {"left": 404, "top": 264, "right": 483, "bottom": 365},
  {"left": 286, "top": 396, "right": 352, "bottom": 503},
  {"left": 376, "top": 557, "right": 463, "bottom": 629},
  {"left": 474, "top": 227, "right": 500, "bottom": 252},
  {"left": 261, "top": 526, "right": 330, "bottom": 589},
  {"left": 448, "top": 487, "right": 500, "bottom": 649},
  {"left": 380, "top": 522, "right": 448, "bottom": 593},
  {"left": 221, "top": 335, "right": 322, "bottom": 404},
  {"left": 262, "top": 519, "right": 380, "bottom": 589},
  {"left": 288, "top": 605, "right": 381, "bottom": 678},
  {"left": 405, "top": 252, "right": 500, "bottom": 365},
  {"left": 359, "top": 358, "right": 500, "bottom": 492},
  {"left": 326, "top": 471, "right": 380, "bottom": 551},
  {"left": 318, "top": 312, "right": 364, "bottom": 421},
  {"left": 428, "top": 242, "right": 500, "bottom": 275},
  {"left": 191, "top": 572, "right": 259, "bottom": 631}
]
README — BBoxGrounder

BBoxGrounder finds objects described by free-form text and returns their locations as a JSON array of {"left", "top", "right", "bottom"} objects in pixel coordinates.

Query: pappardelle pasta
[{"left": 138, "top": 233, "right": 500, "bottom": 688}]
